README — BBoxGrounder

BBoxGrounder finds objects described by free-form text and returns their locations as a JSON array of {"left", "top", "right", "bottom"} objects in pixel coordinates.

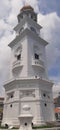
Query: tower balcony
[
  {"left": 12, "top": 60, "right": 23, "bottom": 71},
  {"left": 32, "top": 59, "right": 44, "bottom": 70}
]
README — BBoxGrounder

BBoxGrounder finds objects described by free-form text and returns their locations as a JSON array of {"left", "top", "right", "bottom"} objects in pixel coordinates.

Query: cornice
[
  {"left": 4, "top": 77, "right": 53, "bottom": 88},
  {"left": 14, "top": 16, "right": 42, "bottom": 31},
  {"left": 8, "top": 28, "right": 48, "bottom": 48}
]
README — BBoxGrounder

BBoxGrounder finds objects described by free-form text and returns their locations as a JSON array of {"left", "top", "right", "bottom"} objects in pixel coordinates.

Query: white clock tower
[{"left": 2, "top": 5, "right": 55, "bottom": 126}]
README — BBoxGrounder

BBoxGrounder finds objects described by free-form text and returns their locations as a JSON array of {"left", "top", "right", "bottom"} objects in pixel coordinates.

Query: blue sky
[
  {"left": 38, "top": 0, "right": 60, "bottom": 16},
  {"left": 0, "top": 0, "right": 60, "bottom": 97}
]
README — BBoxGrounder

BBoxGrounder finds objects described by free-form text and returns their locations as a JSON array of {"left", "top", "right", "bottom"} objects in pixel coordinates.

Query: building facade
[
  {"left": 54, "top": 93, "right": 60, "bottom": 121},
  {"left": 0, "top": 97, "right": 4, "bottom": 125},
  {"left": 2, "top": 5, "right": 55, "bottom": 126}
]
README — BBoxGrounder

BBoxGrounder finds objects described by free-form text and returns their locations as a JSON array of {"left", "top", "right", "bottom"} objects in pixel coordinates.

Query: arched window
[
  {"left": 43, "top": 93, "right": 46, "bottom": 97},
  {"left": 15, "top": 45, "right": 22, "bottom": 60},
  {"left": 10, "top": 104, "right": 12, "bottom": 108},
  {"left": 44, "top": 103, "right": 47, "bottom": 107},
  {"left": 34, "top": 53, "right": 39, "bottom": 60}
]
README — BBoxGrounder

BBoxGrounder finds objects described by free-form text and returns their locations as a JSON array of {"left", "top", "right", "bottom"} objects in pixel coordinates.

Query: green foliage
[
  {"left": 0, "top": 126, "right": 8, "bottom": 129},
  {"left": 32, "top": 125, "right": 54, "bottom": 129}
]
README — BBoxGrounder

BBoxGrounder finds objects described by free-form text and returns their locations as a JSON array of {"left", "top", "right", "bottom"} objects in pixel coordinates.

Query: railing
[
  {"left": 32, "top": 59, "right": 44, "bottom": 68},
  {"left": 12, "top": 60, "right": 22, "bottom": 69}
]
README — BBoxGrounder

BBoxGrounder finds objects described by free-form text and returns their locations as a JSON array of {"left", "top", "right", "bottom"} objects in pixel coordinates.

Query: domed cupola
[
  {"left": 17, "top": 5, "right": 37, "bottom": 23},
  {"left": 20, "top": 5, "right": 34, "bottom": 12}
]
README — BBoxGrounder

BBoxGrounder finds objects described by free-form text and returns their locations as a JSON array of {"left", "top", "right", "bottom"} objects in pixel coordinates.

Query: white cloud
[
  {"left": 0, "top": 28, "right": 15, "bottom": 97},
  {"left": 0, "top": 19, "right": 13, "bottom": 37},
  {"left": 0, "top": 0, "right": 11, "bottom": 19},
  {"left": 38, "top": 12, "right": 60, "bottom": 68},
  {"left": 53, "top": 83, "right": 60, "bottom": 98}
]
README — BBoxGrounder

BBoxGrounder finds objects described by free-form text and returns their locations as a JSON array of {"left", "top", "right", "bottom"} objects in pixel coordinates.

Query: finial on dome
[{"left": 24, "top": 2, "right": 29, "bottom": 6}]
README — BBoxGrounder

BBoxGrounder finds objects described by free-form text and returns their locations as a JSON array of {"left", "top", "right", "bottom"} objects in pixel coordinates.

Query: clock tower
[{"left": 2, "top": 5, "right": 55, "bottom": 126}]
